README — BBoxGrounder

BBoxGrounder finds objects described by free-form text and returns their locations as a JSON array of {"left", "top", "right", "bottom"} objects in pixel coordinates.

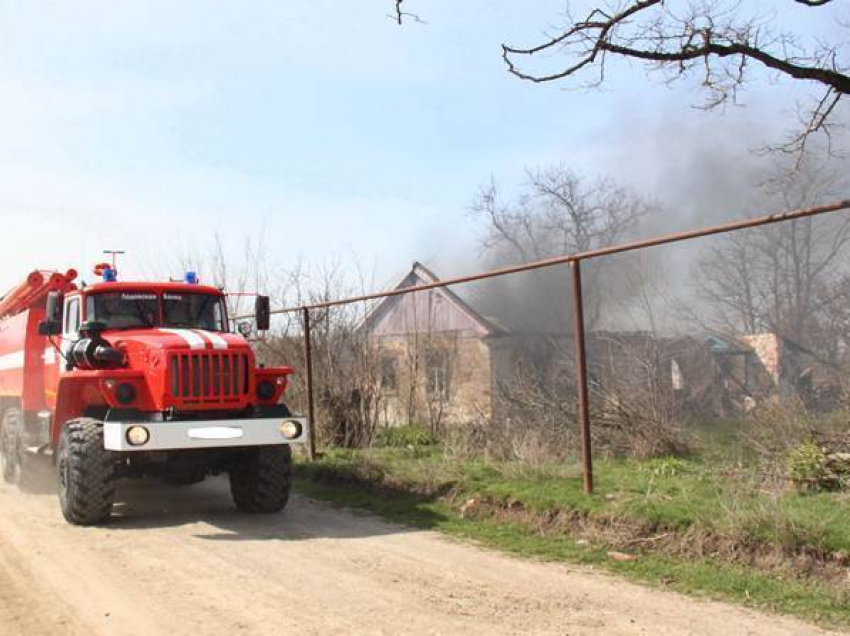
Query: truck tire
[
  {"left": 229, "top": 445, "right": 293, "bottom": 513},
  {"left": 57, "top": 418, "right": 115, "bottom": 526},
  {"left": 1, "top": 408, "right": 23, "bottom": 484}
]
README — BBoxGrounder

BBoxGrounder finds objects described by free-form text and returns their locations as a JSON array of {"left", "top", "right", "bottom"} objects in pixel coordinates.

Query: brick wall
[
  {"left": 374, "top": 333, "right": 493, "bottom": 428},
  {"left": 740, "top": 333, "right": 782, "bottom": 384}
]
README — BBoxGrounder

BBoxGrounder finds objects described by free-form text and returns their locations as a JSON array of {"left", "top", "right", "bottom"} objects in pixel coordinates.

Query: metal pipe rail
[
  {"left": 241, "top": 200, "right": 850, "bottom": 318},
  {"left": 249, "top": 199, "right": 850, "bottom": 492}
]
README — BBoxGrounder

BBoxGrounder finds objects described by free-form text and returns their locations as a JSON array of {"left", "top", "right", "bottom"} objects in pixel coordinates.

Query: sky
[{"left": 0, "top": 0, "right": 845, "bottom": 296}]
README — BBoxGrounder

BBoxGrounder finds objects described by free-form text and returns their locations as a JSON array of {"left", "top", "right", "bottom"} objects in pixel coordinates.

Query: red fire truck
[{"left": 0, "top": 265, "right": 307, "bottom": 525}]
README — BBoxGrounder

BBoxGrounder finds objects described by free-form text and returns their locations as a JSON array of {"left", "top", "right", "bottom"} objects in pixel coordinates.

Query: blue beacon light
[
  {"left": 184, "top": 271, "right": 199, "bottom": 284},
  {"left": 102, "top": 267, "right": 117, "bottom": 282}
]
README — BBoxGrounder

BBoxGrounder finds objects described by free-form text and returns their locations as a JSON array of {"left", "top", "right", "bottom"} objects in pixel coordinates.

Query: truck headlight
[
  {"left": 280, "top": 420, "right": 302, "bottom": 439},
  {"left": 126, "top": 426, "right": 150, "bottom": 446}
]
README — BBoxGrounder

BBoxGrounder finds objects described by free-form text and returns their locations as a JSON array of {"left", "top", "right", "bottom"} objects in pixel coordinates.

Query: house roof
[{"left": 362, "top": 262, "right": 505, "bottom": 336}]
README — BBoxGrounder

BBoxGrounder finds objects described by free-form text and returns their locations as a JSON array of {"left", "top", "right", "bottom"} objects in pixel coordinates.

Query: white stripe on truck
[
  {"left": 196, "top": 330, "right": 228, "bottom": 350},
  {"left": 0, "top": 350, "right": 24, "bottom": 371},
  {"left": 158, "top": 329, "right": 206, "bottom": 350}
]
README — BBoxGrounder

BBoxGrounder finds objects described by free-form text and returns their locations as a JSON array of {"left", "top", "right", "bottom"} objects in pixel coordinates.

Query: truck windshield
[
  {"left": 86, "top": 292, "right": 159, "bottom": 330},
  {"left": 162, "top": 293, "right": 227, "bottom": 332}
]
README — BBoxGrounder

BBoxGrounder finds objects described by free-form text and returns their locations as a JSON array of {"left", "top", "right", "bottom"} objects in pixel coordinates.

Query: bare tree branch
[
  {"left": 390, "top": 0, "right": 425, "bottom": 25},
  {"left": 500, "top": 0, "right": 849, "bottom": 157}
]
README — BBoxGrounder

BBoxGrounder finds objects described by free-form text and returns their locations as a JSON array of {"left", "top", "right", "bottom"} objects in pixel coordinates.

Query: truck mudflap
[{"left": 102, "top": 416, "right": 308, "bottom": 452}]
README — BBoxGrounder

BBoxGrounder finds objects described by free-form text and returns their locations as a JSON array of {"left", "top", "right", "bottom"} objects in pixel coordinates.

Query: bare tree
[
  {"left": 471, "top": 165, "right": 654, "bottom": 331},
  {"left": 694, "top": 157, "right": 850, "bottom": 355},
  {"left": 173, "top": 231, "right": 272, "bottom": 320},
  {"left": 475, "top": 166, "right": 646, "bottom": 260},
  {"left": 497, "top": 1, "right": 849, "bottom": 158},
  {"left": 813, "top": 273, "right": 850, "bottom": 376}
]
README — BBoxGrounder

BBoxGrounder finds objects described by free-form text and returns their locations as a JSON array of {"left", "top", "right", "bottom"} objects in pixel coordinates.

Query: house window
[
  {"left": 426, "top": 349, "right": 450, "bottom": 401},
  {"left": 380, "top": 356, "right": 398, "bottom": 393}
]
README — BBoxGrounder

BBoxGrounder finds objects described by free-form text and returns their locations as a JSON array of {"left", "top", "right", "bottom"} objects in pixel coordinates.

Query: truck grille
[{"left": 169, "top": 352, "right": 250, "bottom": 403}]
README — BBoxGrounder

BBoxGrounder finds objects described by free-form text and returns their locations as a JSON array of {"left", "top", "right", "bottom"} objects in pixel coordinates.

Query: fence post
[
  {"left": 570, "top": 260, "right": 593, "bottom": 494},
  {"left": 302, "top": 307, "right": 317, "bottom": 461}
]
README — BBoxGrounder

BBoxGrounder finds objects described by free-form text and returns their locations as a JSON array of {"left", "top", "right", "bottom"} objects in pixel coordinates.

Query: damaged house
[
  {"left": 362, "top": 263, "right": 503, "bottom": 430},
  {"left": 364, "top": 263, "right": 842, "bottom": 429}
]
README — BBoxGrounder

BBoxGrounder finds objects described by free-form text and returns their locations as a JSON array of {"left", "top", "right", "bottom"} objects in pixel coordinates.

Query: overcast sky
[{"left": 0, "top": 1, "right": 844, "bottom": 295}]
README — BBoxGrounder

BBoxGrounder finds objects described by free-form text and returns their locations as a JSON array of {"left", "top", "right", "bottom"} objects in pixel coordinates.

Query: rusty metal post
[
  {"left": 570, "top": 260, "right": 593, "bottom": 494},
  {"left": 302, "top": 307, "right": 317, "bottom": 461}
]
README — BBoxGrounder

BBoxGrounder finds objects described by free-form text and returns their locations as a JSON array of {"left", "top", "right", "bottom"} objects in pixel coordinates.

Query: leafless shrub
[
  {"left": 261, "top": 261, "right": 384, "bottom": 449},
  {"left": 590, "top": 392, "right": 689, "bottom": 460},
  {"left": 738, "top": 400, "right": 831, "bottom": 470},
  {"left": 441, "top": 414, "right": 491, "bottom": 460},
  {"left": 589, "top": 334, "right": 692, "bottom": 459},
  {"left": 487, "top": 336, "right": 578, "bottom": 462},
  {"left": 483, "top": 331, "right": 690, "bottom": 462}
]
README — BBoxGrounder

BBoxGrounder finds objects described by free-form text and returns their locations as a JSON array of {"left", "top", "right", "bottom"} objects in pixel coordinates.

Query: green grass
[{"left": 294, "top": 446, "right": 850, "bottom": 628}]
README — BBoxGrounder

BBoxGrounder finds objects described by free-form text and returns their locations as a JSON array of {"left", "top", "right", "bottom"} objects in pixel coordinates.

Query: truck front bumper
[{"left": 103, "top": 416, "right": 308, "bottom": 452}]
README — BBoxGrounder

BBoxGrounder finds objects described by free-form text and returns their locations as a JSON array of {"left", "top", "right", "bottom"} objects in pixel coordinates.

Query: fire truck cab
[{"left": 0, "top": 266, "right": 307, "bottom": 525}]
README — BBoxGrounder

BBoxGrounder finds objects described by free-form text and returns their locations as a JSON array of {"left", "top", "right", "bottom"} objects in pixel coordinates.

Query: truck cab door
[{"left": 60, "top": 296, "right": 81, "bottom": 370}]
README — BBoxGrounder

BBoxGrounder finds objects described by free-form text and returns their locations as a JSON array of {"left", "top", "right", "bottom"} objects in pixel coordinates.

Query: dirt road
[{"left": 0, "top": 471, "right": 842, "bottom": 636}]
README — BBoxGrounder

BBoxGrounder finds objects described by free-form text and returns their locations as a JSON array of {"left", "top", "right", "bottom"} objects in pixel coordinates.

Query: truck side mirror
[
  {"left": 38, "top": 291, "right": 64, "bottom": 336},
  {"left": 255, "top": 295, "right": 271, "bottom": 332}
]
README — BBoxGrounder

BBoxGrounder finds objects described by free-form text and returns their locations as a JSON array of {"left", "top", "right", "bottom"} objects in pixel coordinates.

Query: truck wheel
[
  {"left": 229, "top": 446, "right": 293, "bottom": 514},
  {"left": 57, "top": 418, "right": 115, "bottom": 526},
  {"left": 1, "top": 408, "right": 23, "bottom": 484}
]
